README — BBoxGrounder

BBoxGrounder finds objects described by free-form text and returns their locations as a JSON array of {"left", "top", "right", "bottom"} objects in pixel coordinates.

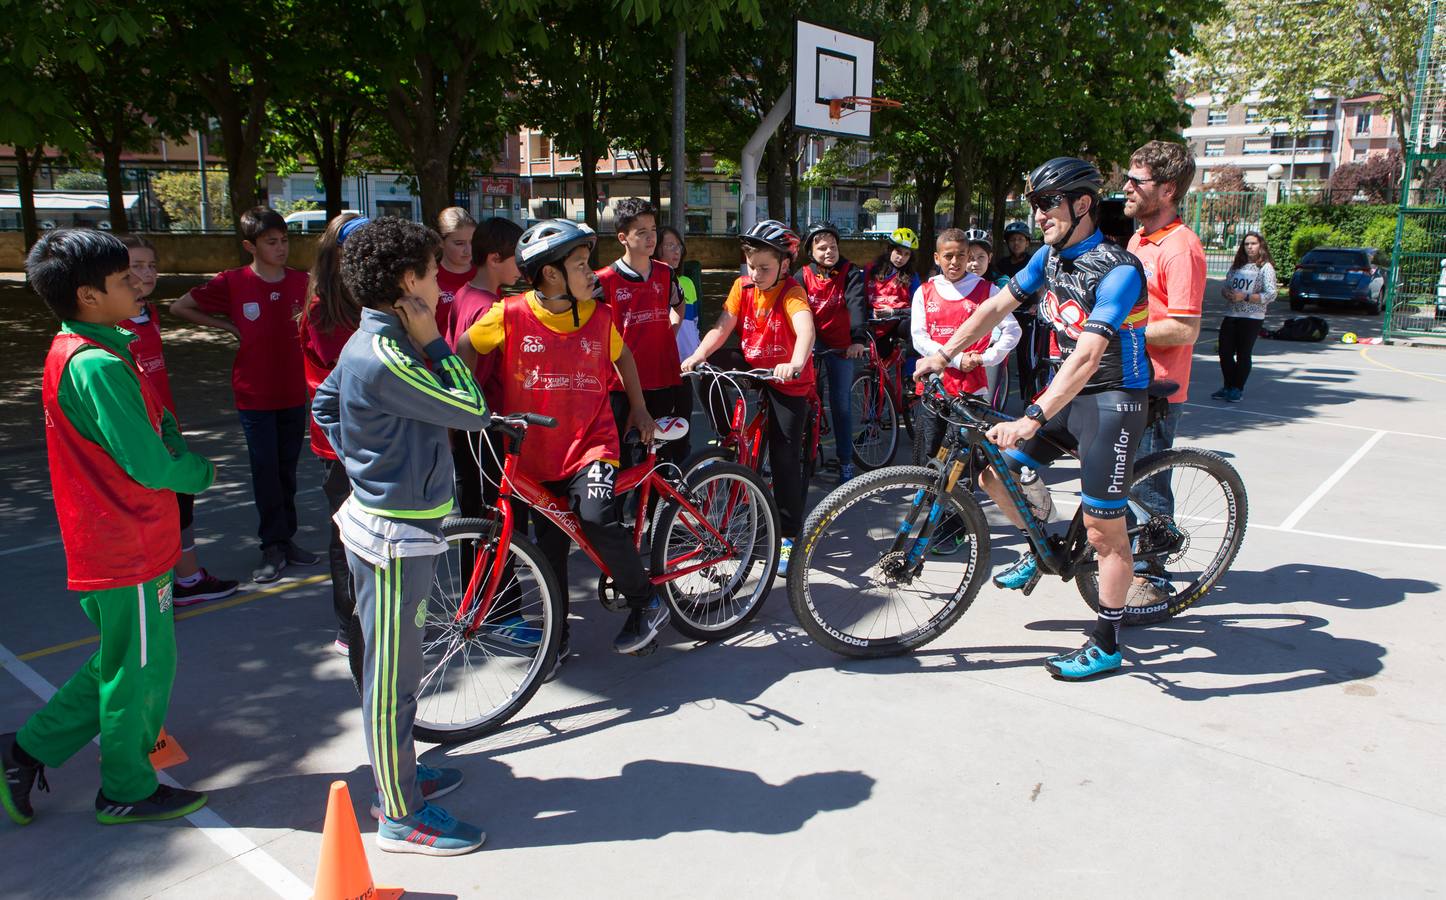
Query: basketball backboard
[{"left": 792, "top": 20, "right": 877, "bottom": 140}]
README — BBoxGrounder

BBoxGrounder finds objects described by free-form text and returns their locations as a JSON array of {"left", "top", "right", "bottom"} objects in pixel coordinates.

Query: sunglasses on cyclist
[
  {"left": 1029, "top": 193, "right": 1067, "bottom": 213},
  {"left": 1124, "top": 174, "right": 1158, "bottom": 188}
]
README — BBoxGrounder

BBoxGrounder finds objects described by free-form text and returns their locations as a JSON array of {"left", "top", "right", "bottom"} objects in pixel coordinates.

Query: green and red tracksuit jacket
[{"left": 42, "top": 320, "right": 215, "bottom": 591}]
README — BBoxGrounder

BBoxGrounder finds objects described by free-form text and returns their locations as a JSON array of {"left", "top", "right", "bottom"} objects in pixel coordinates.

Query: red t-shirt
[
  {"left": 1128, "top": 220, "right": 1205, "bottom": 403},
  {"left": 436, "top": 266, "right": 477, "bottom": 337},
  {"left": 190, "top": 266, "right": 309, "bottom": 410},
  {"left": 299, "top": 302, "right": 357, "bottom": 459},
  {"left": 448, "top": 282, "right": 503, "bottom": 409}
]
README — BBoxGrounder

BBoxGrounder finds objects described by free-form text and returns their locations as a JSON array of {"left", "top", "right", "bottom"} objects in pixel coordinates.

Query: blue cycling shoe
[
  {"left": 487, "top": 615, "right": 543, "bottom": 648},
  {"left": 992, "top": 553, "right": 1037, "bottom": 590},
  {"left": 1045, "top": 638, "right": 1122, "bottom": 680}
]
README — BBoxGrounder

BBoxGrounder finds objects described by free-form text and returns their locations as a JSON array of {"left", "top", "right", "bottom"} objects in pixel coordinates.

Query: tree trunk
[
  {"left": 16, "top": 147, "right": 40, "bottom": 251},
  {"left": 670, "top": 27, "right": 687, "bottom": 230},
  {"left": 918, "top": 180, "right": 941, "bottom": 268},
  {"left": 951, "top": 151, "right": 973, "bottom": 229},
  {"left": 101, "top": 143, "right": 129, "bottom": 233},
  {"left": 416, "top": 152, "right": 451, "bottom": 227},
  {"left": 990, "top": 170, "right": 1011, "bottom": 242},
  {"left": 579, "top": 145, "right": 602, "bottom": 234},
  {"left": 648, "top": 159, "right": 663, "bottom": 213},
  {"left": 764, "top": 136, "right": 788, "bottom": 222}
]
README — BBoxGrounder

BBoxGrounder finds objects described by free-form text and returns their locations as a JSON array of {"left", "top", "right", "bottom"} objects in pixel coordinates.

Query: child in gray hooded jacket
[{"left": 311, "top": 216, "right": 489, "bottom": 856}]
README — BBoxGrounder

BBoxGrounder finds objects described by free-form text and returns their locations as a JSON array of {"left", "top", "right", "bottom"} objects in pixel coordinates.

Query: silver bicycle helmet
[{"left": 517, "top": 219, "right": 597, "bottom": 283}]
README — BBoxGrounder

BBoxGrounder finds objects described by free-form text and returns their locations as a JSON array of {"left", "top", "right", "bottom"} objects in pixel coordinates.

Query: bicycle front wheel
[
  {"left": 850, "top": 371, "right": 900, "bottom": 470},
  {"left": 1076, "top": 447, "right": 1249, "bottom": 626},
  {"left": 652, "top": 461, "right": 780, "bottom": 640},
  {"left": 348, "top": 516, "right": 564, "bottom": 743},
  {"left": 787, "top": 466, "right": 991, "bottom": 657}
]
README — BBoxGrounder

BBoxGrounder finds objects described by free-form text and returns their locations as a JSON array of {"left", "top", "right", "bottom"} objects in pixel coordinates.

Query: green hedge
[{"left": 1261, "top": 203, "right": 1399, "bottom": 278}]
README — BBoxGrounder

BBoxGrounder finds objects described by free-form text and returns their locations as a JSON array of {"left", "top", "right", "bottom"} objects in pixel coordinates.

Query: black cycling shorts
[{"left": 1002, "top": 389, "right": 1147, "bottom": 519}]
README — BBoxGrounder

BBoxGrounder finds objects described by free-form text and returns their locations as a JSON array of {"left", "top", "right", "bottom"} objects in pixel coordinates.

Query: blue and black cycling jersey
[{"left": 1010, "top": 231, "right": 1152, "bottom": 393}]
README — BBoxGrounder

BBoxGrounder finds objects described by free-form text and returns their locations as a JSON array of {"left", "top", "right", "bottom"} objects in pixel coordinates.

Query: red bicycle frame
[{"left": 455, "top": 430, "right": 744, "bottom": 634}]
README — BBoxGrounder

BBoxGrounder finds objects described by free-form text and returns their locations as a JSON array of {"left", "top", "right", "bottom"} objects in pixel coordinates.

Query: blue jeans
[
  {"left": 238, "top": 405, "right": 307, "bottom": 549},
  {"left": 1132, "top": 403, "right": 1179, "bottom": 575},
  {"left": 819, "top": 351, "right": 856, "bottom": 468}
]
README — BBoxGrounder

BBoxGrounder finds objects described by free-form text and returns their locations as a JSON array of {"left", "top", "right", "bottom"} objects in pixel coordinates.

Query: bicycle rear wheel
[
  {"left": 850, "top": 371, "right": 900, "bottom": 470},
  {"left": 652, "top": 461, "right": 779, "bottom": 640},
  {"left": 787, "top": 466, "right": 991, "bottom": 657},
  {"left": 348, "top": 516, "right": 564, "bottom": 743},
  {"left": 1076, "top": 447, "right": 1249, "bottom": 626}
]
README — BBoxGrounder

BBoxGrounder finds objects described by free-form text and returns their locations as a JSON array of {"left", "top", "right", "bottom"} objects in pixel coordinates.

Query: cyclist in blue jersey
[{"left": 916, "top": 157, "right": 1152, "bottom": 679}]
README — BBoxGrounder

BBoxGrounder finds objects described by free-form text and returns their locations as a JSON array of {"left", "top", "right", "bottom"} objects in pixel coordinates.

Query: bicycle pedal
[{"left": 1019, "top": 570, "right": 1044, "bottom": 597}]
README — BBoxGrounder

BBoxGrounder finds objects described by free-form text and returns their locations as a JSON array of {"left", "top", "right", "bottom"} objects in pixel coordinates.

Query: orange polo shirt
[{"left": 1128, "top": 219, "right": 1206, "bottom": 403}]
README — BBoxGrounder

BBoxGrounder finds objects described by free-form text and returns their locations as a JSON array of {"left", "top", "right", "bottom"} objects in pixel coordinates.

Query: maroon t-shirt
[
  {"left": 190, "top": 266, "right": 309, "bottom": 410},
  {"left": 436, "top": 265, "right": 476, "bottom": 338},
  {"left": 448, "top": 282, "right": 502, "bottom": 410}
]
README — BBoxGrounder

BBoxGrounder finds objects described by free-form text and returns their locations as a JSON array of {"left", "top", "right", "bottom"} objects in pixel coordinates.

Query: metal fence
[{"left": 1183, "top": 190, "right": 1266, "bottom": 278}]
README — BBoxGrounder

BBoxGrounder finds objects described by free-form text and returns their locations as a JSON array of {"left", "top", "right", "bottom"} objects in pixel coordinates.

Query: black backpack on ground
[{"left": 1262, "top": 316, "right": 1330, "bottom": 342}]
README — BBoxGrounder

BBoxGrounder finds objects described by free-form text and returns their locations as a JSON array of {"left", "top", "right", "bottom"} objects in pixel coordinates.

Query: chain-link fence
[
  {"left": 1184, "top": 190, "right": 1266, "bottom": 277},
  {"left": 1384, "top": 0, "right": 1446, "bottom": 341}
]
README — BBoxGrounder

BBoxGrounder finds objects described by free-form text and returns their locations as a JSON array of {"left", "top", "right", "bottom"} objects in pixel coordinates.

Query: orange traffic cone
[
  {"left": 312, "top": 780, "right": 405, "bottom": 900},
  {"left": 148, "top": 727, "right": 189, "bottom": 770}
]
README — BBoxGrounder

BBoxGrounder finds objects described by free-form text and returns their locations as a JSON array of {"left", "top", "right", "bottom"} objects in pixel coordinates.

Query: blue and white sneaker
[
  {"left": 376, "top": 802, "right": 484, "bottom": 856},
  {"left": 778, "top": 539, "right": 794, "bottom": 576},
  {"left": 371, "top": 763, "right": 464, "bottom": 819},
  {"left": 1044, "top": 638, "right": 1123, "bottom": 680},
  {"left": 613, "top": 596, "right": 670, "bottom": 654},
  {"left": 993, "top": 553, "right": 1037, "bottom": 590},
  {"left": 487, "top": 615, "right": 543, "bottom": 648}
]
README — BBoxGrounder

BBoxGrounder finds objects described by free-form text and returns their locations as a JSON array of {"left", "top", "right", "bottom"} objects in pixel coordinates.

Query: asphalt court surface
[{"left": 2, "top": 307, "right": 1444, "bottom": 898}]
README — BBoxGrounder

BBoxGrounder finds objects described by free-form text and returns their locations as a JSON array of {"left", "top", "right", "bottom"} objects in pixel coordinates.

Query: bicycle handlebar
[{"left": 684, "top": 363, "right": 787, "bottom": 383}]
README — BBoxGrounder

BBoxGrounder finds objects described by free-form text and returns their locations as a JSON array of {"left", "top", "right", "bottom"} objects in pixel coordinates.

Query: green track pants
[{"left": 18, "top": 572, "right": 176, "bottom": 804}]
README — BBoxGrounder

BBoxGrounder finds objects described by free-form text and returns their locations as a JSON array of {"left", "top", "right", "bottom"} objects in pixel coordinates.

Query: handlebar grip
[{"left": 522, "top": 413, "right": 558, "bottom": 428}]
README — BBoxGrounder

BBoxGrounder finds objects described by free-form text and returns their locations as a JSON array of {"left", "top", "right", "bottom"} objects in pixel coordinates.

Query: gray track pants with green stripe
[{"left": 347, "top": 550, "right": 436, "bottom": 820}]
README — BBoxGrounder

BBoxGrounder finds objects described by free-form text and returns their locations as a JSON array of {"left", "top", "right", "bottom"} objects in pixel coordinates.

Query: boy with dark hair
[
  {"left": 171, "top": 206, "right": 317, "bottom": 584},
  {"left": 312, "top": 216, "right": 490, "bottom": 855},
  {"left": 596, "top": 197, "right": 690, "bottom": 468},
  {"left": 3, "top": 230, "right": 215, "bottom": 827}
]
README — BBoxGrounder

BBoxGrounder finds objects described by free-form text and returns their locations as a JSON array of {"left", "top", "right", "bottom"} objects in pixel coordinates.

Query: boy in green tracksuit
[{"left": 2, "top": 230, "right": 216, "bottom": 827}]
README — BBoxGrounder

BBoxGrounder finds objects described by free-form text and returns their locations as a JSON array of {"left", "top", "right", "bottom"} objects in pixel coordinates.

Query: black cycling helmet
[
  {"left": 517, "top": 219, "right": 597, "bottom": 324},
  {"left": 740, "top": 218, "right": 801, "bottom": 261},
  {"left": 803, "top": 221, "right": 841, "bottom": 256},
  {"left": 1025, "top": 157, "right": 1104, "bottom": 248},
  {"left": 1003, "top": 221, "right": 1031, "bottom": 239},
  {"left": 1024, "top": 157, "right": 1105, "bottom": 200}
]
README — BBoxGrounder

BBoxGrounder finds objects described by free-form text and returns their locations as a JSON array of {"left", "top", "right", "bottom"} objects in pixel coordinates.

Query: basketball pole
[{"left": 739, "top": 85, "right": 793, "bottom": 240}]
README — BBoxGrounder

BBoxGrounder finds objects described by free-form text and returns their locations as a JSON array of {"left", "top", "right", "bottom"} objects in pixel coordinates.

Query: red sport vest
[
  {"left": 43, "top": 332, "right": 181, "bottom": 591},
  {"left": 298, "top": 302, "right": 356, "bottom": 460},
  {"left": 596, "top": 261, "right": 682, "bottom": 391},
  {"left": 798, "top": 262, "right": 855, "bottom": 349},
  {"left": 866, "top": 265, "right": 912, "bottom": 313},
  {"left": 500, "top": 294, "right": 619, "bottom": 483},
  {"left": 120, "top": 303, "right": 177, "bottom": 415},
  {"left": 918, "top": 277, "right": 992, "bottom": 396},
  {"left": 736, "top": 277, "right": 816, "bottom": 398}
]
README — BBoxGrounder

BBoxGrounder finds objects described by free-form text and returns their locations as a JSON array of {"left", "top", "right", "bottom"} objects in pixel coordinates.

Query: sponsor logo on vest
[
  {"left": 573, "top": 374, "right": 603, "bottom": 392},
  {"left": 579, "top": 337, "right": 601, "bottom": 356},
  {"left": 541, "top": 374, "right": 573, "bottom": 390},
  {"left": 522, "top": 335, "right": 546, "bottom": 353},
  {"left": 614, "top": 286, "right": 634, "bottom": 303},
  {"left": 440, "top": 291, "right": 454, "bottom": 304}
]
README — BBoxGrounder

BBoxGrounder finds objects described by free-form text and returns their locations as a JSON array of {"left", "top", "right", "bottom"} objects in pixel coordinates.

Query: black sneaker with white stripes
[
  {"left": 1, "top": 732, "right": 48, "bottom": 826},
  {"left": 95, "top": 784, "right": 207, "bottom": 825}
]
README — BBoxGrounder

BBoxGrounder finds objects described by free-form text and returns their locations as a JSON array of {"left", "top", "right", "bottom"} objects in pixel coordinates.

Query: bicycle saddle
[
  {"left": 1147, "top": 380, "right": 1179, "bottom": 398},
  {"left": 653, "top": 416, "right": 690, "bottom": 442}
]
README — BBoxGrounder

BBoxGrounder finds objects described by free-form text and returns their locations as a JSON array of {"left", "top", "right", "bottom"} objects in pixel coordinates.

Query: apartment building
[{"left": 1184, "top": 92, "right": 1400, "bottom": 189}]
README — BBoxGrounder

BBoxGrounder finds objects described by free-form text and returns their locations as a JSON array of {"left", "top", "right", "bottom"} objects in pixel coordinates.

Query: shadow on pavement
[{"left": 1210, "top": 563, "right": 1436, "bottom": 611}]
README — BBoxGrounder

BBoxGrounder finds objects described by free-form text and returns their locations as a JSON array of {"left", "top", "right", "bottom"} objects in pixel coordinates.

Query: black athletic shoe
[
  {"left": 283, "top": 541, "right": 319, "bottom": 566},
  {"left": 1, "top": 733, "right": 48, "bottom": 826},
  {"left": 612, "top": 596, "right": 670, "bottom": 654},
  {"left": 253, "top": 545, "right": 287, "bottom": 584},
  {"left": 173, "top": 570, "right": 240, "bottom": 608},
  {"left": 95, "top": 784, "right": 207, "bottom": 825}
]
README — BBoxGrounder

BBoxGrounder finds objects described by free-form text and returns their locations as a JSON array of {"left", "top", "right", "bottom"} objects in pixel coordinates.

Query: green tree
[
  {"left": 1192, "top": 0, "right": 1425, "bottom": 163},
  {"left": 152, "top": 170, "right": 234, "bottom": 231}
]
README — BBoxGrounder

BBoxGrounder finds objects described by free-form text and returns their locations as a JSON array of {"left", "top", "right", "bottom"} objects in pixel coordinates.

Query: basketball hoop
[{"left": 828, "top": 95, "right": 902, "bottom": 122}]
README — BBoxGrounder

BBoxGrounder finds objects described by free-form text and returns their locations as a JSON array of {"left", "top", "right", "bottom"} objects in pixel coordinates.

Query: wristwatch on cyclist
[{"left": 1024, "top": 403, "right": 1048, "bottom": 426}]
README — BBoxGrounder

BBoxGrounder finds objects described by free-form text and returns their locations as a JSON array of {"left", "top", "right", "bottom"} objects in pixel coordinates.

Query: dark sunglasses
[
  {"left": 1029, "top": 193, "right": 1067, "bottom": 213},
  {"left": 1124, "top": 174, "right": 1158, "bottom": 188}
]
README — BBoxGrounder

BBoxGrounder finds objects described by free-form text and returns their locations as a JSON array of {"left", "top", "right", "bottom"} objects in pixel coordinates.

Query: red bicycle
[
  {"left": 348, "top": 412, "right": 779, "bottom": 743},
  {"left": 849, "top": 309, "right": 918, "bottom": 470},
  {"left": 684, "top": 362, "right": 828, "bottom": 483}
]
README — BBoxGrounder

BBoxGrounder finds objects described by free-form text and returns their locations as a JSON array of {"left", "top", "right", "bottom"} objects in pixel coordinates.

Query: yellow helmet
[{"left": 888, "top": 227, "right": 919, "bottom": 250}]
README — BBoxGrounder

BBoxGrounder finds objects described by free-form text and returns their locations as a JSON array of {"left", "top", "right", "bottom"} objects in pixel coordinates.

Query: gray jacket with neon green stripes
[{"left": 312, "top": 307, "right": 489, "bottom": 529}]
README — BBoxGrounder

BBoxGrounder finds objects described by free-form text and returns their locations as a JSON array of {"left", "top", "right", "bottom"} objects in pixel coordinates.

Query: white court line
[
  {"left": 1182, "top": 403, "right": 1446, "bottom": 443},
  {"left": 1249, "top": 522, "right": 1446, "bottom": 552},
  {"left": 0, "top": 641, "right": 311, "bottom": 899},
  {"left": 0, "top": 486, "right": 323, "bottom": 558},
  {"left": 1279, "top": 430, "right": 1386, "bottom": 530}
]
